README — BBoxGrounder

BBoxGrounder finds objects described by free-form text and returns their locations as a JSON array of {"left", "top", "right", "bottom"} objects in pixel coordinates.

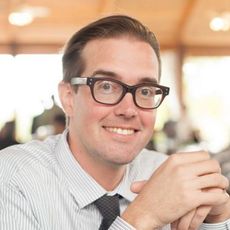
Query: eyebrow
[{"left": 91, "top": 69, "right": 159, "bottom": 84}]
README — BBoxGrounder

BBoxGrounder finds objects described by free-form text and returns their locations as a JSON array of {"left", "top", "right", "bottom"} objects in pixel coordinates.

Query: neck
[
  {"left": 84, "top": 158, "right": 126, "bottom": 191},
  {"left": 68, "top": 136, "right": 126, "bottom": 191}
]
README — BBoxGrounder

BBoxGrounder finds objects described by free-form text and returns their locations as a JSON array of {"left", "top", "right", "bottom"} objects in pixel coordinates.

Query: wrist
[
  {"left": 121, "top": 208, "right": 161, "bottom": 230},
  {"left": 205, "top": 198, "right": 230, "bottom": 223},
  {"left": 205, "top": 212, "right": 230, "bottom": 223}
]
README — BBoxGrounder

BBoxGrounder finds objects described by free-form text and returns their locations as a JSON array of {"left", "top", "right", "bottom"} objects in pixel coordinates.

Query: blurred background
[{"left": 0, "top": 0, "right": 230, "bottom": 169}]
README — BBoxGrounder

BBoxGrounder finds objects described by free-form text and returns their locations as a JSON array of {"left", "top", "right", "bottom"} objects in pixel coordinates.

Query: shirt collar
[{"left": 55, "top": 130, "right": 138, "bottom": 208}]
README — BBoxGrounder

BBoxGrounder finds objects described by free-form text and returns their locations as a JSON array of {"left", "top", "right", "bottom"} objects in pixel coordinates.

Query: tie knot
[{"left": 94, "top": 194, "right": 120, "bottom": 230}]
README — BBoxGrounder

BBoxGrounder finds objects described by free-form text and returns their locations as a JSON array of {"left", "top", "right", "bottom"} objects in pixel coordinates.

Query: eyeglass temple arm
[
  {"left": 71, "top": 77, "right": 87, "bottom": 85},
  {"left": 156, "top": 88, "right": 169, "bottom": 95}
]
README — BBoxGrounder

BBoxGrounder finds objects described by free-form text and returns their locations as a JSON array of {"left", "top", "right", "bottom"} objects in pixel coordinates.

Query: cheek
[
  {"left": 73, "top": 92, "right": 108, "bottom": 125},
  {"left": 142, "top": 111, "right": 157, "bottom": 131}
]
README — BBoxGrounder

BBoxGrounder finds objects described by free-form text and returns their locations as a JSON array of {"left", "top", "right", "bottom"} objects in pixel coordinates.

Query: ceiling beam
[
  {"left": 98, "top": 0, "right": 117, "bottom": 14},
  {"left": 175, "top": 0, "right": 198, "bottom": 46}
]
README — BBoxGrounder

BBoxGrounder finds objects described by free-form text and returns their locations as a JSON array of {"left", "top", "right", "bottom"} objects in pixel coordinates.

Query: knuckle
[
  {"left": 224, "top": 176, "right": 229, "bottom": 188},
  {"left": 180, "top": 191, "right": 192, "bottom": 206},
  {"left": 168, "top": 154, "right": 181, "bottom": 166},
  {"left": 204, "top": 150, "right": 210, "bottom": 158},
  {"left": 210, "top": 174, "right": 228, "bottom": 191},
  {"left": 199, "top": 150, "right": 210, "bottom": 159},
  {"left": 174, "top": 165, "right": 186, "bottom": 178},
  {"left": 210, "top": 159, "right": 221, "bottom": 172}
]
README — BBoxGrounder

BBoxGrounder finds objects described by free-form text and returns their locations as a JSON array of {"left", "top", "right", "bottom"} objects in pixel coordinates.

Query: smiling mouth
[{"left": 104, "top": 127, "right": 137, "bottom": 135}]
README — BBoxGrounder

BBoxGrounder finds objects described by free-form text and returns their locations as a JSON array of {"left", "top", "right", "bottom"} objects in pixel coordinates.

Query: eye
[
  {"left": 102, "top": 81, "right": 112, "bottom": 91},
  {"left": 139, "top": 87, "right": 155, "bottom": 97},
  {"left": 95, "top": 80, "right": 119, "bottom": 94}
]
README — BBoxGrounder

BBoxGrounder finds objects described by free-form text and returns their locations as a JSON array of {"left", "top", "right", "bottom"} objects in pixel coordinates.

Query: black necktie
[{"left": 94, "top": 194, "right": 120, "bottom": 230}]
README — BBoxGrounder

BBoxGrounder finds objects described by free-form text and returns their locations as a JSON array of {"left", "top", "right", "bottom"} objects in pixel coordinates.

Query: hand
[
  {"left": 122, "top": 151, "right": 229, "bottom": 230},
  {"left": 205, "top": 190, "right": 230, "bottom": 223},
  {"left": 131, "top": 184, "right": 230, "bottom": 230},
  {"left": 172, "top": 189, "right": 230, "bottom": 230},
  {"left": 171, "top": 206, "right": 211, "bottom": 230},
  {"left": 131, "top": 181, "right": 211, "bottom": 230}
]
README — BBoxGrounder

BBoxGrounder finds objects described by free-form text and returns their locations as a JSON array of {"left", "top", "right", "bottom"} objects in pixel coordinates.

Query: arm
[
  {"left": 121, "top": 151, "right": 229, "bottom": 230},
  {"left": 205, "top": 196, "right": 230, "bottom": 223},
  {"left": 171, "top": 196, "right": 230, "bottom": 230},
  {"left": 0, "top": 183, "right": 40, "bottom": 230}
]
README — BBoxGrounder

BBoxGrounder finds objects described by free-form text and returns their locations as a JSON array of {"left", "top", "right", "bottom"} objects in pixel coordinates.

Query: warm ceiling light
[
  {"left": 8, "top": 6, "right": 49, "bottom": 26},
  {"left": 210, "top": 17, "right": 226, "bottom": 31},
  {"left": 9, "top": 11, "right": 34, "bottom": 26},
  {"left": 209, "top": 12, "right": 230, "bottom": 31}
]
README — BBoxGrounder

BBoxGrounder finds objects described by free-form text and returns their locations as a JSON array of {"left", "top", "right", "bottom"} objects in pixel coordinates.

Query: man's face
[{"left": 65, "top": 37, "right": 159, "bottom": 166}]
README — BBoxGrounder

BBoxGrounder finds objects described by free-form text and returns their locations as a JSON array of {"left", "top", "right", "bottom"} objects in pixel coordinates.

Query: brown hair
[{"left": 62, "top": 15, "right": 161, "bottom": 82}]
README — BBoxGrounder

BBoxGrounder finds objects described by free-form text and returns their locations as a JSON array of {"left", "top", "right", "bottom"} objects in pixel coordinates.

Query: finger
[
  {"left": 167, "top": 159, "right": 222, "bottom": 184},
  {"left": 169, "top": 151, "right": 210, "bottom": 165},
  {"left": 130, "top": 180, "right": 147, "bottom": 193},
  {"left": 208, "top": 192, "right": 230, "bottom": 216},
  {"left": 182, "top": 159, "right": 221, "bottom": 178},
  {"left": 189, "top": 206, "right": 211, "bottom": 229},
  {"left": 176, "top": 209, "right": 196, "bottom": 230},
  {"left": 171, "top": 219, "right": 179, "bottom": 230},
  {"left": 195, "top": 173, "right": 229, "bottom": 190},
  {"left": 199, "top": 190, "right": 229, "bottom": 206}
]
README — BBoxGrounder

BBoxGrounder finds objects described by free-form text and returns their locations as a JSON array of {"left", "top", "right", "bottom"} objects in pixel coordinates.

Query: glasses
[{"left": 71, "top": 77, "right": 170, "bottom": 109}]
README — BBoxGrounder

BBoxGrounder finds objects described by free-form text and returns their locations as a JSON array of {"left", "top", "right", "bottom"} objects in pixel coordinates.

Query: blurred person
[
  {"left": 0, "top": 120, "right": 19, "bottom": 150},
  {"left": 31, "top": 95, "right": 64, "bottom": 135},
  {"left": 52, "top": 113, "right": 66, "bottom": 134},
  {"left": 0, "top": 15, "right": 229, "bottom": 230},
  {"left": 32, "top": 113, "right": 65, "bottom": 140},
  {"left": 162, "top": 119, "right": 178, "bottom": 154},
  {"left": 161, "top": 118, "right": 201, "bottom": 155},
  {"left": 176, "top": 105, "right": 201, "bottom": 147}
]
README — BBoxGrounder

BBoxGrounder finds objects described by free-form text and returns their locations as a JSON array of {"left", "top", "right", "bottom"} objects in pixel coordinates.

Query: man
[{"left": 0, "top": 15, "right": 229, "bottom": 230}]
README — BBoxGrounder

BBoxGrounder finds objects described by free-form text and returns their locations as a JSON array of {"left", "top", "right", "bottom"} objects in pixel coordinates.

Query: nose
[{"left": 114, "top": 92, "right": 138, "bottom": 118}]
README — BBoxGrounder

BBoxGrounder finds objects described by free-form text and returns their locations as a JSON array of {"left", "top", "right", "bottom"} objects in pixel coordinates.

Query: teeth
[{"left": 106, "top": 127, "right": 135, "bottom": 135}]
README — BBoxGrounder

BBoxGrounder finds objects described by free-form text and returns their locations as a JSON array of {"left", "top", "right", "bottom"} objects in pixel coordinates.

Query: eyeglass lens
[{"left": 92, "top": 79, "right": 163, "bottom": 109}]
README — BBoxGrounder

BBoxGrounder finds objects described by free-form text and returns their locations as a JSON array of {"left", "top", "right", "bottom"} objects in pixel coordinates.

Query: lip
[{"left": 103, "top": 126, "right": 139, "bottom": 136}]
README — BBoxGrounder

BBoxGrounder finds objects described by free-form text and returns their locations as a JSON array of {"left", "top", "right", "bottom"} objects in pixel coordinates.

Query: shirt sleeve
[
  {"left": 109, "top": 216, "right": 136, "bottom": 230},
  {"left": 0, "top": 183, "right": 40, "bottom": 230},
  {"left": 199, "top": 219, "right": 230, "bottom": 230},
  {"left": 109, "top": 217, "right": 230, "bottom": 230}
]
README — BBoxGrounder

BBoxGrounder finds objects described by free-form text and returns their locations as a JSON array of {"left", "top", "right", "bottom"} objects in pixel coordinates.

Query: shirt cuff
[
  {"left": 200, "top": 219, "right": 230, "bottom": 230},
  {"left": 109, "top": 216, "right": 136, "bottom": 230}
]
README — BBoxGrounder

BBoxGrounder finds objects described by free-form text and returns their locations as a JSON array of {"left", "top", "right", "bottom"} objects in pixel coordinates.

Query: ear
[{"left": 58, "top": 81, "right": 74, "bottom": 117}]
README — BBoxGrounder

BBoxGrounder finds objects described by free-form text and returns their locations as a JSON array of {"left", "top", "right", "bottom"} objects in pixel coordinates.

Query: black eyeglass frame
[{"left": 71, "top": 77, "right": 170, "bottom": 109}]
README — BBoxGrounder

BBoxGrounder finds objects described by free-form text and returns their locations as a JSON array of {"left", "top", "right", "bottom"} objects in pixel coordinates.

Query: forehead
[{"left": 81, "top": 37, "right": 159, "bottom": 83}]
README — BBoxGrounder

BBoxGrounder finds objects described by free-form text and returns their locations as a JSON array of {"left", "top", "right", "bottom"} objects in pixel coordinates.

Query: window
[
  {"left": 183, "top": 56, "right": 230, "bottom": 152},
  {"left": 0, "top": 54, "right": 62, "bottom": 141}
]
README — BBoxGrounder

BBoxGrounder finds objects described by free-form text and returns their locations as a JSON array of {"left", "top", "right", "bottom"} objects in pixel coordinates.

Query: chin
[
  {"left": 107, "top": 157, "right": 134, "bottom": 167},
  {"left": 108, "top": 149, "right": 140, "bottom": 164}
]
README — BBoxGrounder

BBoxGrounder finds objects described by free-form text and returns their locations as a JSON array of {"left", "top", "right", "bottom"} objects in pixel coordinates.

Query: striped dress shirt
[{"left": 0, "top": 130, "right": 229, "bottom": 230}]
